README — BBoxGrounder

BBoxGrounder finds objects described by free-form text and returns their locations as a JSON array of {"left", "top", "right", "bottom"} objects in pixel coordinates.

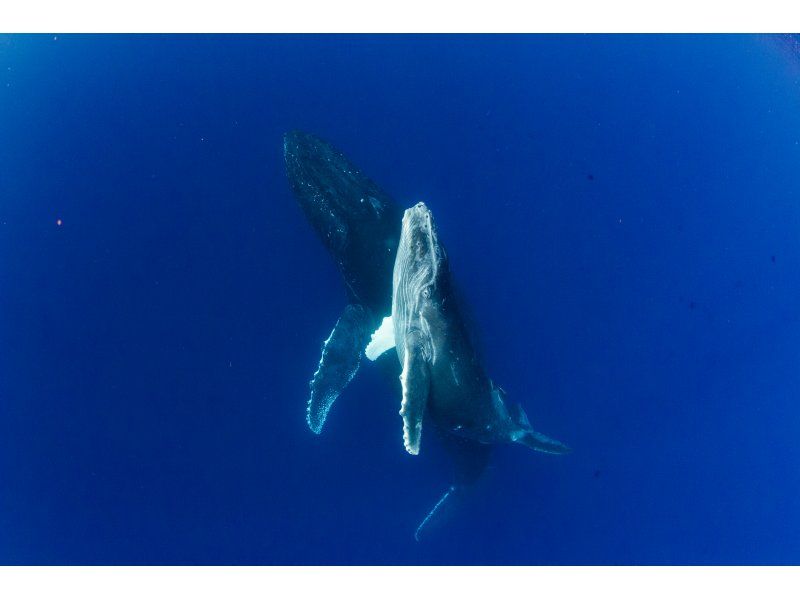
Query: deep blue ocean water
[{"left": 1, "top": 34, "right": 800, "bottom": 565}]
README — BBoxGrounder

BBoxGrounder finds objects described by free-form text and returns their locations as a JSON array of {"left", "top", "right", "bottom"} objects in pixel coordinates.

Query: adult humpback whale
[
  {"left": 284, "top": 133, "right": 493, "bottom": 507},
  {"left": 367, "top": 202, "right": 570, "bottom": 457}
]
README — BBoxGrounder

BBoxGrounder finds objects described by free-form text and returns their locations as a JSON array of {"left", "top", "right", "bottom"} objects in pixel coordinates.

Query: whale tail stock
[{"left": 508, "top": 402, "right": 572, "bottom": 455}]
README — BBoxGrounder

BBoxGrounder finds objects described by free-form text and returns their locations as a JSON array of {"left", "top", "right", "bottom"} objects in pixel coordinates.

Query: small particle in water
[
  {"left": 689, "top": 301, "right": 696, "bottom": 310},
  {"left": 53, "top": 36, "right": 58, "bottom": 41},
  {"left": 56, "top": 218, "right": 62, "bottom": 226},
  {"left": 593, "top": 469, "right": 601, "bottom": 478},
  {"left": 771, "top": 255, "right": 776, "bottom": 263},
  {"left": 587, "top": 173, "right": 594, "bottom": 181}
]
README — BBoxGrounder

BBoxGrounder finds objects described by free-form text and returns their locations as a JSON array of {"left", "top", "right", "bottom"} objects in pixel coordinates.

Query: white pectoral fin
[
  {"left": 399, "top": 338, "right": 429, "bottom": 455},
  {"left": 364, "top": 315, "right": 395, "bottom": 361}
]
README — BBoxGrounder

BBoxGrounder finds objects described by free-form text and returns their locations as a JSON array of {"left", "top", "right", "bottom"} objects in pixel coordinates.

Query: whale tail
[{"left": 508, "top": 402, "right": 571, "bottom": 455}]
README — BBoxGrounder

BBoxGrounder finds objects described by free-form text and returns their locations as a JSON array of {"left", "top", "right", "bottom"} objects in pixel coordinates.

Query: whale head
[{"left": 394, "top": 202, "right": 447, "bottom": 314}]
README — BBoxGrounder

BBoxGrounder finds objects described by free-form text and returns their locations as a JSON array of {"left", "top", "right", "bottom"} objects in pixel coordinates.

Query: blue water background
[{"left": 1, "top": 34, "right": 800, "bottom": 564}]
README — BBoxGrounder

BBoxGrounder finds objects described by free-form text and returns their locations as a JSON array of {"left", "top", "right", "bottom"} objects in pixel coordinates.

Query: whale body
[{"left": 284, "top": 133, "right": 494, "bottom": 538}]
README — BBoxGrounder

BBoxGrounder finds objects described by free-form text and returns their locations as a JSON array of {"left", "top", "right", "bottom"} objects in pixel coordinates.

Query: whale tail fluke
[{"left": 508, "top": 402, "right": 571, "bottom": 455}]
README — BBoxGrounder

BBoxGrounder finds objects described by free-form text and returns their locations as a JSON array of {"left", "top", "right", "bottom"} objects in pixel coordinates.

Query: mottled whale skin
[
  {"left": 284, "top": 134, "right": 492, "bottom": 528},
  {"left": 284, "top": 130, "right": 401, "bottom": 322}
]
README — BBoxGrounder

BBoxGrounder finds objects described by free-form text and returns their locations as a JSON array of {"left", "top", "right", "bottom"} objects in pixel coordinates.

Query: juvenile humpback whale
[
  {"left": 284, "top": 130, "right": 401, "bottom": 433},
  {"left": 367, "top": 202, "right": 570, "bottom": 457}
]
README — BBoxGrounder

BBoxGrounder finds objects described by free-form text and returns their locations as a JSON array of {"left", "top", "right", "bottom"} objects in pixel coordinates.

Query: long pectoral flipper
[
  {"left": 399, "top": 333, "right": 429, "bottom": 455},
  {"left": 307, "top": 304, "right": 370, "bottom": 434}
]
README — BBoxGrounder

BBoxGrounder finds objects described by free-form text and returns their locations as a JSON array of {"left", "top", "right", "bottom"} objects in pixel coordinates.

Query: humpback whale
[
  {"left": 284, "top": 131, "right": 492, "bottom": 491},
  {"left": 367, "top": 202, "right": 570, "bottom": 457},
  {"left": 284, "top": 133, "right": 547, "bottom": 540},
  {"left": 283, "top": 130, "right": 402, "bottom": 434}
]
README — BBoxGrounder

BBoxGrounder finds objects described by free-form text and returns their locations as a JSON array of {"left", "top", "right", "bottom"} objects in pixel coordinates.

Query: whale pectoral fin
[
  {"left": 307, "top": 304, "right": 370, "bottom": 434},
  {"left": 399, "top": 338, "right": 429, "bottom": 455},
  {"left": 364, "top": 315, "right": 395, "bottom": 361},
  {"left": 509, "top": 402, "right": 571, "bottom": 455}
]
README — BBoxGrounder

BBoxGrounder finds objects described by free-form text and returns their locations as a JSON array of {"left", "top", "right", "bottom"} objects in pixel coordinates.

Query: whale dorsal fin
[
  {"left": 307, "top": 304, "right": 370, "bottom": 434},
  {"left": 364, "top": 315, "right": 395, "bottom": 361},
  {"left": 399, "top": 333, "right": 429, "bottom": 455}
]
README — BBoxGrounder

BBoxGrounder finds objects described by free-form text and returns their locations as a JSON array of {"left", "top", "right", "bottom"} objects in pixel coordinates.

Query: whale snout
[
  {"left": 399, "top": 202, "right": 444, "bottom": 278},
  {"left": 407, "top": 202, "right": 430, "bottom": 216},
  {"left": 402, "top": 202, "right": 438, "bottom": 239},
  {"left": 402, "top": 202, "right": 433, "bottom": 229}
]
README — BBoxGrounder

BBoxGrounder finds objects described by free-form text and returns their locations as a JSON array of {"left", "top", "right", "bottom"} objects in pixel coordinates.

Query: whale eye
[{"left": 422, "top": 287, "right": 431, "bottom": 299}]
